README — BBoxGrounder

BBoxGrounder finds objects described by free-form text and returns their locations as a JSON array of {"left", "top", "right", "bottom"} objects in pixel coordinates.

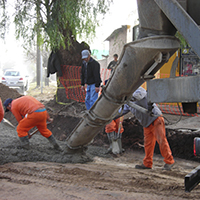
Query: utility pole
[
  {"left": 36, "top": 45, "right": 41, "bottom": 87},
  {"left": 40, "top": 55, "right": 43, "bottom": 93},
  {"left": 36, "top": 0, "right": 41, "bottom": 87}
]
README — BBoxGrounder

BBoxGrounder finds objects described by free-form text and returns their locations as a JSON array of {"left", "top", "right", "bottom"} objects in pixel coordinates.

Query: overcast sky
[{"left": 90, "top": 0, "right": 138, "bottom": 50}]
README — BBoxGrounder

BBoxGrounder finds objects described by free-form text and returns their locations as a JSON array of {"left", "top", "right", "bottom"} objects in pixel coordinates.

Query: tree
[
  {"left": 0, "top": 0, "right": 112, "bottom": 94},
  {"left": 0, "top": 0, "right": 112, "bottom": 51}
]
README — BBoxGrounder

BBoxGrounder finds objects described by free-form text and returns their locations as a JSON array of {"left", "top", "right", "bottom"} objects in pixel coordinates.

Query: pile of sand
[{"left": 0, "top": 83, "right": 23, "bottom": 103}]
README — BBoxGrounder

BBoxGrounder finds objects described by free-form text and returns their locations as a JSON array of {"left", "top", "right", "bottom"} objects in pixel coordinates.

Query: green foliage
[
  {"left": 0, "top": 0, "right": 112, "bottom": 50},
  {"left": 175, "top": 31, "right": 189, "bottom": 48},
  {"left": 0, "top": 0, "right": 9, "bottom": 38}
]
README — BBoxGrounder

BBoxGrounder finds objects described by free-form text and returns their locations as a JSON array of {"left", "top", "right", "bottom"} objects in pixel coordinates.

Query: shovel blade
[
  {"left": 2, "top": 118, "right": 15, "bottom": 129},
  {"left": 112, "top": 138, "right": 122, "bottom": 154}
]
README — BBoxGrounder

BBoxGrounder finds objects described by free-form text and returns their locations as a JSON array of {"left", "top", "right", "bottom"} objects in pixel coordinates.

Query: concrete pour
[{"left": 0, "top": 122, "right": 112, "bottom": 165}]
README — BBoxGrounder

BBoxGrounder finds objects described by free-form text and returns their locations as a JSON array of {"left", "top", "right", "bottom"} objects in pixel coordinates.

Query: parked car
[{"left": 1, "top": 69, "right": 29, "bottom": 93}]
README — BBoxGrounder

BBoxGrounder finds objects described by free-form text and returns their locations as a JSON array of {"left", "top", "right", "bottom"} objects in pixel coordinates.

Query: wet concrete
[{"left": 0, "top": 122, "right": 111, "bottom": 165}]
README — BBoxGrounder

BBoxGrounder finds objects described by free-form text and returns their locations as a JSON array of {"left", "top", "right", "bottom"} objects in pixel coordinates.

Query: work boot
[
  {"left": 135, "top": 164, "right": 151, "bottom": 169},
  {"left": 106, "top": 132, "right": 114, "bottom": 153},
  {"left": 47, "top": 135, "right": 62, "bottom": 151},
  {"left": 19, "top": 135, "right": 30, "bottom": 150},
  {"left": 162, "top": 162, "right": 175, "bottom": 171}
]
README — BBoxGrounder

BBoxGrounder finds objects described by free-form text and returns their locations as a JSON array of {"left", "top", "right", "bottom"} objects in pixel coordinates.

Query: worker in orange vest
[
  {"left": 0, "top": 98, "right": 4, "bottom": 122},
  {"left": 3, "top": 96, "right": 61, "bottom": 150}
]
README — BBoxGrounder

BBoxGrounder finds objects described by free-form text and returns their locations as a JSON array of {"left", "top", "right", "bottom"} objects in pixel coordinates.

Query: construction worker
[
  {"left": 118, "top": 87, "right": 175, "bottom": 170},
  {"left": 105, "top": 117, "right": 124, "bottom": 154},
  {"left": 0, "top": 98, "right": 4, "bottom": 122},
  {"left": 3, "top": 96, "right": 62, "bottom": 150},
  {"left": 107, "top": 54, "right": 118, "bottom": 73},
  {"left": 105, "top": 54, "right": 118, "bottom": 85}
]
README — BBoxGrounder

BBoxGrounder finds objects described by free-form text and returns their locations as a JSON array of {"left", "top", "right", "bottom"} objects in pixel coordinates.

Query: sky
[
  {"left": 89, "top": 0, "right": 138, "bottom": 50},
  {"left": 0, "top": 0, "right": 138, "bottom": 73},
  {"left": 0, "top": 2, "right": 27, "bottom": 73}
]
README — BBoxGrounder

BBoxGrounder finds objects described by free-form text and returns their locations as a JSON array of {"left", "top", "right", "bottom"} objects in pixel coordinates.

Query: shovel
[
  {"left": 112, "top": 117, "right": 123, "bottom": 154},
  {"left": 28, "top": 128, "right": 39, "bottom": 139},
  {"left": 28, "top": 121, "right": 51, "bottom": 139},
  {"left": 2, "top": 118, "right": 16, "bottom": 129}
]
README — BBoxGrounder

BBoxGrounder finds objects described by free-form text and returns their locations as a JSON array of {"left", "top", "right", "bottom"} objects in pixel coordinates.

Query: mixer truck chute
[{"left": 66, "top": 36, "right": 180, "bottom": 150}]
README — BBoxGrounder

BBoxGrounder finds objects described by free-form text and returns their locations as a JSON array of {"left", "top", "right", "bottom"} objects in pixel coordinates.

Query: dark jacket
[
  {"left": 107, "top": 60, "right": 117, "bottom": 73},
  {"left": 81, "top": 57, "right": 101, "bottom": 87},
  {"left": 47, "top": 51, "right": 62, "bottom": 77}
]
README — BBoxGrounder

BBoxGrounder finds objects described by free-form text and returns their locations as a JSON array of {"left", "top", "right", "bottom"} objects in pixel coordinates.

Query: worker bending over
[
  {"left": 3, "top": 96, "right": 61, "bottom": 150},
  {"left": 119, "top": 87, "right": 175, "bottom": 170}
]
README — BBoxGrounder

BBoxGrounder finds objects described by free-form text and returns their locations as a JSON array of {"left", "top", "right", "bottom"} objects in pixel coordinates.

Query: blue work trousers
[{"left": 85, "top": 84, "right": 98, "bottom": 110}]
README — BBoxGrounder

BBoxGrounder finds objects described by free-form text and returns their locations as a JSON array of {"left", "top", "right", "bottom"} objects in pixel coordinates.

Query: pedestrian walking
[{"left": 81, "top": 49, "right": 101, "bottom": 110}]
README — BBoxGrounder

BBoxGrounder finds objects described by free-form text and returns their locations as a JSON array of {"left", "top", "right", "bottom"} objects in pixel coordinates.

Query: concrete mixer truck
[{"left": 65, "top": 0, "right": 200, "bottom": 192}]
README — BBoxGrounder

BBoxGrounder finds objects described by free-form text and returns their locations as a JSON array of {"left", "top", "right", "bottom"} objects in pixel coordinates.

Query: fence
[
  {"left": 58, "top": 65, "right": 85, "bottom": 103},
  {"left": 58, "top": 65, "right": 110, "bottom": 103},
  {"left": 158, "top": 104, "right": 200, "bottom": 116}
]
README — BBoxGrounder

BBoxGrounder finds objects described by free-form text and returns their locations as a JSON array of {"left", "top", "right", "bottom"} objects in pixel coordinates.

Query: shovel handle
[
  {"left": 28, "top": 121, "right": 51, "bottom": 139},
  {"left": 28, "top": 128, "right": 39, "bottom": 139},
  {"left": 117, "top": 117, "right": 123, "bottom": 135}
]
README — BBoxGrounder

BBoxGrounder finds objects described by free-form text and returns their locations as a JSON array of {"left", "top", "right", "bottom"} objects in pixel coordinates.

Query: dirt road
[{"left": 1, "top": 121, "right": 200, "bottom": 200}]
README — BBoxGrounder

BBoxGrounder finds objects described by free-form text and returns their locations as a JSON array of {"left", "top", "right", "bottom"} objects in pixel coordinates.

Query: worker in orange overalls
[
  {"left": 118, "top": 87, "right": 175, "bottom": 170},
  {"left": 105, "top": 116, "right": 124, "bottom": 154},
  {"left": 0, "top": 98, "right": 4, "bottom": 122},
  {"left": 3, "top": 96, "right": 61, "bottom": 150}
]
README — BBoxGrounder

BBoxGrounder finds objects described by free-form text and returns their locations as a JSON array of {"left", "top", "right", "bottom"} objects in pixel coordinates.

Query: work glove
[{"left": 148, "top": 102, "right": 154, "bottom": 112}]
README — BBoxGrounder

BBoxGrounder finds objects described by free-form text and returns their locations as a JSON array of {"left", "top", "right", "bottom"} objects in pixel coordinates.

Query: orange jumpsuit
[
  {"left": 143, "top": 116, "right": 174, "bottom": 168},
  {"left": 11, "top": 96, "right": 52, "bottom": 138},
  {"left": 105, "top": 117, "right": 124, "bottom": 134},
  {"left": 123, "top": 87, "right": 174, "bottom": 168},
  {"left": 0, "top": 98, "right": 4, "bottom": 122}
]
